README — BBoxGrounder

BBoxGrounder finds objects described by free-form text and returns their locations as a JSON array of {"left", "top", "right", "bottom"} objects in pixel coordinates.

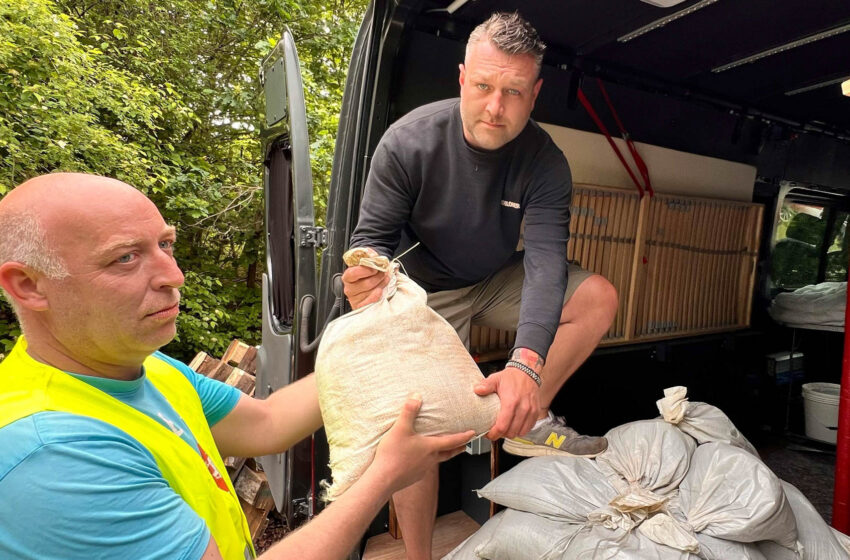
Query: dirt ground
[{"left": 254, "top": 511, "right": 289, "bottom": 554}]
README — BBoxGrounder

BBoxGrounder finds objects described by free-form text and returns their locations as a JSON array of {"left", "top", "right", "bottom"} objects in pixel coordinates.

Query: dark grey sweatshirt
[{"left": 350, "top": 99, "right": 572, "bottom": 359}]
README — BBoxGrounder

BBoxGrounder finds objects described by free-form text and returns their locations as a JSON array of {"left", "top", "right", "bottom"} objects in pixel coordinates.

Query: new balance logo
[
  {"left": 545, "top": 432, "right": 566, "bottom": 449},
  {"left": 501, "top": 200, "right": 520, "bottom": 209}
]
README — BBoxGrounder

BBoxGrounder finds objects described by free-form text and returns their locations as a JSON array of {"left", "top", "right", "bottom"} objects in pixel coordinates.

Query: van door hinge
[{"left": 299, "top": 226, "right": 328, "bottom": 248}]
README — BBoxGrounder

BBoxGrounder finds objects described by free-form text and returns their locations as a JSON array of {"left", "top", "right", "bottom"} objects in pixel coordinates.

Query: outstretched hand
[
  {"left": 372, "top": 396, "right": 474, "bottom": 493},
  {"left": 341, "top": 247, "right": 390, "bottom": 309},
  {"left": 474, "top": 367, "right": 539, "bottom": 440}
]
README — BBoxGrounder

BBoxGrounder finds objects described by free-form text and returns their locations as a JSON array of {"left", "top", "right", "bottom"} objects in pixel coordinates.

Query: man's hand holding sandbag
[
  {"left": 250, "top": 396, "right": 474, "bottom": 560},
  {"left": 372, "top": 396, "right": 475, "bottom": 493},
  {"left": 474, "top": 348, "right": 543, "bottom": 440},
  {"left": 341, "top": 247, "right": 391, "bottom": 309}
]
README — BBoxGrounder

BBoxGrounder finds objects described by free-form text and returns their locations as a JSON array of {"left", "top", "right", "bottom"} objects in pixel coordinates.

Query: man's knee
[{"left": 562, "top": 274, "right": 618, "bottom": 327}]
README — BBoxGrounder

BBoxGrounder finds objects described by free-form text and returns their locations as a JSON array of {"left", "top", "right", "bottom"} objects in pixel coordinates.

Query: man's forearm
[
  {"left": 260, "top": 376, "right": 323, "bottom": 451},
  {"left": 211, "top": 375, "right": 323, "bottom": 458},
  {"left": 254, "top": 396, "right": 472, "bottom": 559},
  {"left": 259, "top": 461, "right": 392, "bottom": 559}
]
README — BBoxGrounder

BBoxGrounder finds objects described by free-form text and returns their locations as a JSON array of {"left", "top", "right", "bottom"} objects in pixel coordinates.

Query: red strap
[
  {"left": 595, "top": 79, "right": 654, "bottom": 197},
  {"left": 577, "top": 81, "right": 654, "bottom": 197}
]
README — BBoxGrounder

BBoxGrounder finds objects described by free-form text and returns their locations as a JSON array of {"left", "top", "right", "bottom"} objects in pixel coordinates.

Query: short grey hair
[
  {"left": 0, "top": 211, "right": 68, "bottom": 308},
  {"left": 466, "top": 12, "right": 546, "bottom": 70}
]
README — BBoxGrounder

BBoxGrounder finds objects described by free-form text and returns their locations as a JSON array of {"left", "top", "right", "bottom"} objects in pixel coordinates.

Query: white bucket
[{"left": 802, "top": 383, "right": 840, "bottom": 444}]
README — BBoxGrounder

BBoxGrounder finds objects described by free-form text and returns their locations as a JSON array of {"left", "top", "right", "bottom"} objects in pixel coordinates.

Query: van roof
[{"left": 421, "top": 0, "right": 850, "bottom": 137}]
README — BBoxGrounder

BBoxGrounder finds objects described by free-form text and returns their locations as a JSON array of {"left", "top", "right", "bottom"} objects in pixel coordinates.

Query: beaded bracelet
[{"left": 505, "top": 360, "right": 542, "bottom": 387}]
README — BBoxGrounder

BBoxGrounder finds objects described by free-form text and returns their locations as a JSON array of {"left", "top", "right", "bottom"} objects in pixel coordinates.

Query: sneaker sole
[{"left": 502, "top": 438, "right": 605, "bottom": 459}]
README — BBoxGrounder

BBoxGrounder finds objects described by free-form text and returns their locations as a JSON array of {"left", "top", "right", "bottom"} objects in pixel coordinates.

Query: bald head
[
  {"left": 0, "top": 172, "right": 155, "bottom": 274},
  {"left": 2, "top": 172, "right": 136, "bottom": 210},
  {"left": 0, "top": 172, "right": 184, "bottom": 376}
]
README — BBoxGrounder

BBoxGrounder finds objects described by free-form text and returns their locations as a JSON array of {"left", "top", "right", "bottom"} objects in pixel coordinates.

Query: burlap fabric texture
[{"left": 315, "top": 249, "right": 500, "bottom": 501}]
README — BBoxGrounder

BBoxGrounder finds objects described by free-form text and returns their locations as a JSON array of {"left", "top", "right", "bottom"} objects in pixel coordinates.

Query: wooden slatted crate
[
  {"left": 569, "top": 185, "right": 643, "bottom": 345},
  {"left": 629, "top": 193, "right": 762, "bottom": 341},
  {"left": 469, "top": 325, "right": 516, "bottom": 361},
  {"left": 466, "top": 184, "right": 763, "bottom": 358}
]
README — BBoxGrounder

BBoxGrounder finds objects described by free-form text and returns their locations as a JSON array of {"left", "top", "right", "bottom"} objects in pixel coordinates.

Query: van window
[
  {"left": 772, "top": 201, "right": 849, "bottom": 289},
  {"left": 825, "top": 210, "right": 849, "bottom": 282}
]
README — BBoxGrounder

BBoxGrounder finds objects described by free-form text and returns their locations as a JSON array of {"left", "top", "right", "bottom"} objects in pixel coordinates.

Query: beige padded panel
[{"left": 540, "top": 123, "right": 757, "bottom": 202}]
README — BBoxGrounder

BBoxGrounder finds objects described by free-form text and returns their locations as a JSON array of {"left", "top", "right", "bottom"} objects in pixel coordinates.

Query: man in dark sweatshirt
[{"left": 342, "top": 12, "right": 618, "bottom": 559}]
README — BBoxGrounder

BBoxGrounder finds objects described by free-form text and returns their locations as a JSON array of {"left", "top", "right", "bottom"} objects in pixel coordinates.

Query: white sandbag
[
  {"left": 587, "top": 506, "right": 640, "bottom": 532},
  {"left": 596, "top": 419, "right": 697, "bottom": 496},
  {"left": 476, "top": 456, "right": 617, "bottom": 522},
  {"left": 757, "top": 541, "right": 801, "bottom": 559},
  {"left": 657, "top": 386, "right": 758, "bottom": 456},
  {"left": 769, "top": 282, "right": 847, "bottom": 329},
  {"left": 678, "top": 442, "right": 799, "bottom": 550},
  {"left": 781, "top": 481, "right": 849, "bottom": 560},
  {"left": 441, "top": 511, "right": 504, "bottom": 560},
  {"left": 667, "top": 495, "right": 766, "bottom": 559},
  {"left": 559, "top": 524, "right": 700, "bottom": 560},
  {"left": 638, "top": 513, "right": 699, "bottom": 554},
  {"left": 696, "top": 534, "right": 768, "bottom": 560},
  {"left": 476, "top": 509, "right": 582, "bottom": 560},
  {"left": 586, "top": 489, "right": 680, "bottom": 537},
  {"left": 317, "top": 253, "right": 499, "bottom": 500},
  {"left": 832, "top": 528, "right": 850, "bottom": 555},
  {"left": 587, "top": 420, "right": 699, "bottom": 552}
]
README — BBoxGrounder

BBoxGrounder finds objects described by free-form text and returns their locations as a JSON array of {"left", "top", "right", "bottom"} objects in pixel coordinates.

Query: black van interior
[
  {"left": 249, "top": 0, "right": 850, "bottom": 547},
  {"left": 319, "top": 0, "right": 850, "bottom": 537}
]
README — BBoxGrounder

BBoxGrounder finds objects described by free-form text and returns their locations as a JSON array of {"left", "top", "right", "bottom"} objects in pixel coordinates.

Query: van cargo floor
[{"left": 363, "top": 510, "right": 479, "bottom": 560}]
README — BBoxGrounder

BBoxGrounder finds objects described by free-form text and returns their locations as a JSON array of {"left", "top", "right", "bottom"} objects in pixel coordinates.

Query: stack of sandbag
[
  {"left": 315, "top": 248, "right": 499, "bottom": 500},
  {"left": 445, "top": 387, "right": 850, "bottom": 560},
  {"left": 769, "top": 281, "right": 846, "bottom": 329}
]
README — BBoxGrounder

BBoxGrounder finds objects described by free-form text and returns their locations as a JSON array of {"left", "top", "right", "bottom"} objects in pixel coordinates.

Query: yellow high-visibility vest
[{"left": 0, "top": 337, "right": 256, "bottom": 560}]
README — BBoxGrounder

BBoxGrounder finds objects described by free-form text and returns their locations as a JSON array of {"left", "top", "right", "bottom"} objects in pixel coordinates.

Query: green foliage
[
  {"left": 825, "top": 213, "right": 849, "bottom": 282},
  {"left": 772, "top": 206, "right": 849, "bottom": 289},
  {"left": 0, "top": 305, "right": 20, "bottom": 357},
  {"left": 0, "top": 0, "right": 367, "bottom": 360},
  {"left": 0, "top": 0, "right": 175, "bottom": 189}
]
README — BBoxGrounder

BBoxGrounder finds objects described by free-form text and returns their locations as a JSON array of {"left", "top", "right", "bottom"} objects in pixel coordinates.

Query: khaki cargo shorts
[{"left": 426, "top": 251, "right": 593, "bottom": 348}]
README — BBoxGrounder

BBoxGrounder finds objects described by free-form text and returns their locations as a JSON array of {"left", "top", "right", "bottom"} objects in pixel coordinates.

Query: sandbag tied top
[
  {"left": 657, "top": 386, "right": 689, "bottom": 424},
  {"left": 475, "top": 454, "right": 703, "bottom": 555},
  {"left": 316, "top": 257, "right": 500, "bottom": 501},
  {"left": 342, "top": 246, "right": 391, "bottom": 272},
  {"left": 587, "top": 420, "right": 700, "bottom": 554},
  {"left": 657, "top": 386, "right": 759, "bottom": 456},
  {"left": 678, "top": 442, "right": 799, "bottom": 551},
  {"left": 597, "top": 419, "right": 697, "bottom": 497}
]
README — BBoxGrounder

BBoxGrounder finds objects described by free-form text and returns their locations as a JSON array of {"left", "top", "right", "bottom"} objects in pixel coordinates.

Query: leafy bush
[{"left": 0, "top": 0, "right": 367, "bottom": 361}]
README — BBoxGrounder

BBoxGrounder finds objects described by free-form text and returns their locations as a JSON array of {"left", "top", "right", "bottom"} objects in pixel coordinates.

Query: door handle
[{"left": 299, "top": 274, "right": 345, "bottom": 353}]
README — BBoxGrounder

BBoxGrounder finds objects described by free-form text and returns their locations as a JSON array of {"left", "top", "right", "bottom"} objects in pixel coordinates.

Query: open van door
[
  {"left": 256, "top": 28, "right": 324, "bottom": 526},
  {"left": 255, "top": 3, "right": 393, "bottom": 530}
]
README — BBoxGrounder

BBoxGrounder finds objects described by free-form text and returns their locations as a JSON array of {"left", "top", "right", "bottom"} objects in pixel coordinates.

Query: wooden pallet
[{"left": 189, "top": 340, "right": 274, "bottom": 541}]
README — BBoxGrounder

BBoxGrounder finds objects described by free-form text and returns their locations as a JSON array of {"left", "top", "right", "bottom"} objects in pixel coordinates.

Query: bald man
[{"left": 0, "top": 173, "right": 473, "bottom": 560}]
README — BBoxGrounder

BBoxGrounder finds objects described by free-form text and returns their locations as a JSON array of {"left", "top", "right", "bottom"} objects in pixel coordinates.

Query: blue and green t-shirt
[{"left": 0, "top": 352, "right": 242, "bottom": 560}]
